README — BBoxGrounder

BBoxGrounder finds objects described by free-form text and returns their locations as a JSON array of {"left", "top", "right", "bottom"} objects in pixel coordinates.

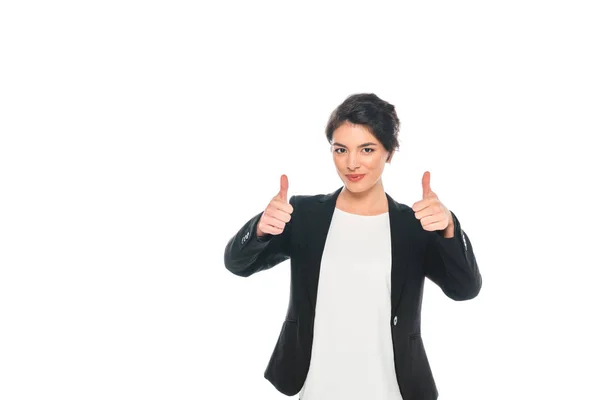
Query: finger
[
  {"left": 422, "top": 220, "right": 446, "bottom": 231},
  {"left": 271, "top": 198, "right": 294, "bottom": 215},
  {"left": 412, "top": 197, "right": 437, "bottom": 213},
  {"left": 262, "top": 213, "right": 287, "bottom": 231},
  {"left": 414, "top": 203, "right": 443, "bottom": 219},
  {"left": 260, "top": 221, "right": 284, "bottom": 235},
  {"left": 266, "top": 205, "right": 292, "bottom": 223},
  {"left": 278, "top": 174, "right": 289, "bottom": 202},
  {"left": 422, "top": 171, "right": 432, "bottom": 199},
  {"left": 414, "top": 208, "right": 436, "bottom": 221},
  {"left": 420, "top": 214, "right": 442, "bottom": 226}
]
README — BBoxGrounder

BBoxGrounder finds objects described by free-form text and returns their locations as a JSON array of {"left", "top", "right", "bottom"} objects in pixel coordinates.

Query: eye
[
  {"left": 334, "top": 148, "right": 345, "bottom": 154},
  {"left": 363, "top": 148, "right": 374, "bottom": 153}
]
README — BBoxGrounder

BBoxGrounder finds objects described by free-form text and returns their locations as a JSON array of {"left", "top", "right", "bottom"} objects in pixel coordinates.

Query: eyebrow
[{"left": 332, "top": 142, "right": 378, "bottom": 148}]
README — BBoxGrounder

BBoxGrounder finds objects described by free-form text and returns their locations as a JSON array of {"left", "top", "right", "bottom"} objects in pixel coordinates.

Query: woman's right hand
[{"left": 257, "top": 174, "right": 294, "bottom": 237}]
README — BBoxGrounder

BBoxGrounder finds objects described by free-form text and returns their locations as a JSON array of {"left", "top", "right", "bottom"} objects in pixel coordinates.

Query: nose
[{"left": 347, "top": 157, "right": 360, "bottom": 170}]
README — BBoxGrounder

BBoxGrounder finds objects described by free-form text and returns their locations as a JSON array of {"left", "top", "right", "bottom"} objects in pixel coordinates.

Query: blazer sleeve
[
  {"left": 424, "top": 210, "right": 482, "bottom": 301},
  {"left": 223, "top": 195, "right": 296, "bottom": 277}
]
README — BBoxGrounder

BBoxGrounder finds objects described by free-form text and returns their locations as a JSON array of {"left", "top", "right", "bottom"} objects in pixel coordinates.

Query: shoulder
[
  {"left": 389, "top": 197, "right": 448, "bottom": 243},
  {"left": 289, "top": 193, "right": 324, "bottom": 204},
  {"left": 385, "top": 193, "right": 414, "bottom": 215},
  {"left": 386, "top": 195, "right": 428, "bottom": 235},
  {"left": 288, "top": 193, "right": 322, "bottom": 214},
  {"left": 393, "top": 201, "right": 413, "bottom": 213}
]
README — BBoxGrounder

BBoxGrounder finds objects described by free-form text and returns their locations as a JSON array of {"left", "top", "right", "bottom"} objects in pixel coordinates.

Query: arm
[
  {"left": 424, "top": 210, "right": 482, "bottom": 300},
  {"left": 223, "top": 195, "right": 295, "bottom": 277}
]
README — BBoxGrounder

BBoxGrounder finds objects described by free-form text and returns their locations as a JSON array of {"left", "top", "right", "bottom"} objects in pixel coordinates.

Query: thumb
[
  {"left": 278, "top": 174, "right": 289, "bottom": 202},
  {"left": 422, "top": 171, "right": 432, "bottom": 198}
]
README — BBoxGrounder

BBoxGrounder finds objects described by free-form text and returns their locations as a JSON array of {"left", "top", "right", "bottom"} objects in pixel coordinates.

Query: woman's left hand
[{"left": 411, "top": 171, "right": 454, "bottom": 235}]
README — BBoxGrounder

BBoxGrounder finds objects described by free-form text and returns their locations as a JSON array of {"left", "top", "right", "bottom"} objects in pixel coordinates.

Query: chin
[{"left": 345, "top": 180, "right": 368, "bottom": 190}]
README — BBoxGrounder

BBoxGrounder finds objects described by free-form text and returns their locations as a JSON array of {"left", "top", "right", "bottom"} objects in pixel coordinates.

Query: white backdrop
[{"left": 1, "top": 1, "right": 599, "bottom": 399}]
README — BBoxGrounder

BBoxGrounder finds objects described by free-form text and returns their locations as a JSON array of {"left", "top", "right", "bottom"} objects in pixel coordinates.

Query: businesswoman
[{"left": 223, "top": 93, "right": 482, "bottom": 400}]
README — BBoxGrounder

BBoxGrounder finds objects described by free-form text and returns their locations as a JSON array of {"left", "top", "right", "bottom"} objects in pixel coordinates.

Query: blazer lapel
[
  {"left": 301, "top": 187, "right": 340, "bottom": 313},
  {"left": 302, "top": 187, "right": 410, "bottom": 316},
  {"left": 386, "top": 191, "right": 412, "bottom": 315}
]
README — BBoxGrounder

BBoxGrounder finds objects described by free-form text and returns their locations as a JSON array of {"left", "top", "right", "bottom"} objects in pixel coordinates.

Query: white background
[{"left": 1, "top": 1, "right": 599, "bottom": 399}]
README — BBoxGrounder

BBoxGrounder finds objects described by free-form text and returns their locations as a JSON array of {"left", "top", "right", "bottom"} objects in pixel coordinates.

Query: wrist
[{"left": 443, "top": 221, "right": 455, "bottom": 238}]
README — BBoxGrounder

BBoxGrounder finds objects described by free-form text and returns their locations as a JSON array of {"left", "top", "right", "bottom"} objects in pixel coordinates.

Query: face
[{"left": 331, "top": 121, "right": 394, "bottom": 193}]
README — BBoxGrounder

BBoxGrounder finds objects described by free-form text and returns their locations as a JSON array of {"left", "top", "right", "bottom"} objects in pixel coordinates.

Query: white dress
[{"left": 298, "top": 207, "right": 403, "bottom": 400}]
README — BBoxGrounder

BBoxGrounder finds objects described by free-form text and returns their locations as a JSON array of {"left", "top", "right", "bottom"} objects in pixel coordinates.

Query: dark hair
[{"left": 325, "top": 93, "right": 400, "bottom": 162}]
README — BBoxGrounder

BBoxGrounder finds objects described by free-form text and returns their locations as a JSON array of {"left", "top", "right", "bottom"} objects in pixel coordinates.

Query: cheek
[
  {"left": 365, "top": 158, "right": 382, "bottom": 169},
  {"left": 365, "top": 160, "right": 387, "bottom": 175}
]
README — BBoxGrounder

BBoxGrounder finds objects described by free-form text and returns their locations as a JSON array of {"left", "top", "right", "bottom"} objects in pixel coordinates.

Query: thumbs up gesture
[
  {"left": 256, "top": 174, "right": 294, "bottom": 238},
  {"left": 412, "top": 171, "right": 454, "bottom": 237}
]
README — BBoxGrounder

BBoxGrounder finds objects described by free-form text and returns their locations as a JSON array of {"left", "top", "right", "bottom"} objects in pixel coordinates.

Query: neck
[{"left": 339, "top": 180, "right": 387, "bottom": 210}]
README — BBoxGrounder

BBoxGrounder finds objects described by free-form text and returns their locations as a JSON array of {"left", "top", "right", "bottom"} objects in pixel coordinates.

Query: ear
[{"left": 386, "top": 149, "right": 395, "bottom": 163}]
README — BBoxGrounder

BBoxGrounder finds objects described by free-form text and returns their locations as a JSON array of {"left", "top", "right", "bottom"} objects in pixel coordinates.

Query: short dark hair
[{"left": 325, "top": 93, "right": 400, "bottom": 162}]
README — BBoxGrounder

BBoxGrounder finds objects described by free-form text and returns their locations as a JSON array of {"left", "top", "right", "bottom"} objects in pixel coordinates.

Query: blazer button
[
  {"left": 241, "top": 231, "right": 250, "bottom": 244},
  {"left": 393, "top": 316, "right": 398, "bottom": 325}
]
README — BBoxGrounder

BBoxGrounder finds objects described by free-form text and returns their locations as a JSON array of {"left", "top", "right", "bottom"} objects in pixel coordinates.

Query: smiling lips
[{"left": 346, "top": 174, "right": 365, "bottom": 182}]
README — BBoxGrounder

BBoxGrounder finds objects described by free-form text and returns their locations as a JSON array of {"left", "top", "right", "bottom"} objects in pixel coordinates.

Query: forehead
[{"left": 332, "top": 122, "right": 379, "bottom": 145}]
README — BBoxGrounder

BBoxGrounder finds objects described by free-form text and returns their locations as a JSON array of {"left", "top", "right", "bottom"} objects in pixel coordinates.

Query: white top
[{"left": 299, "top": 207, "right": 403, "bottom": 400}]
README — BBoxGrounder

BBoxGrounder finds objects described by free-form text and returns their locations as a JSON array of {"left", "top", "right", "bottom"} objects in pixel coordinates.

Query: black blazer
[{"left": 224, "top": 186, "right": 482, "bottom": 399}]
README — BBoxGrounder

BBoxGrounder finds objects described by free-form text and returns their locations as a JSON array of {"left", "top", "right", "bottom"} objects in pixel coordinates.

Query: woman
[{"left": 223, "top": 93, "right": 482, "bottom": 400}]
